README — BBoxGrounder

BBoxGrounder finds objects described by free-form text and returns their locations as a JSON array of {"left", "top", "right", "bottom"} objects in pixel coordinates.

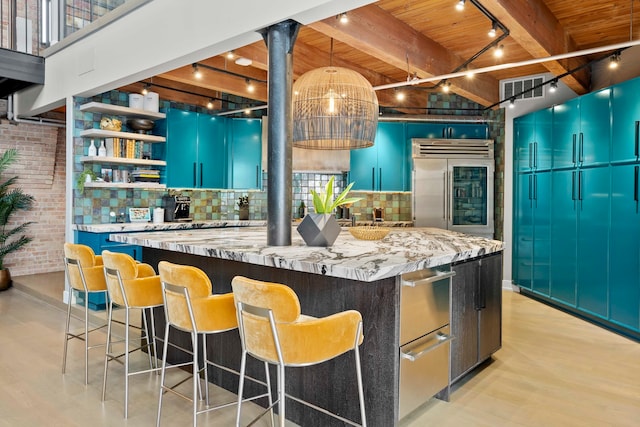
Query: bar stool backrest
[{"left": 63, "top": 243, "right": 106, "bottom": 292}]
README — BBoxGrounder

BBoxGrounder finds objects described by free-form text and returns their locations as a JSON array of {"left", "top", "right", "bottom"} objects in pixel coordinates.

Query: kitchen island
[{"left": 111, "top": 227, "right": 503, "bottom": 426}]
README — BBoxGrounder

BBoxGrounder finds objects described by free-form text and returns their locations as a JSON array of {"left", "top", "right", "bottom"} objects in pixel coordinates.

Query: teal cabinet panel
[
  {"left": 449, "top": 123, "right": 488, "bottom": 139},
  {"left": 406, "top": 122, "right": 446, "bottom": 139},
  {"left": 576, "top": 167, "right": 610, "bottom": 317},
  {"left": 609, "top": 164, "right": 640, "bottom": 331},
  {"left": 197, "top": 115, "right": 226, "bottom": 188},
  {"left": 579, "top": 88, "right": 611, "bottom": 166},
  {"left": 611, "top": 77, "right": 640, "bottom": 163},
  {"left": 405, "top": 122, "right": 488, "bottom": 140},
  {"left": 514, "top": 109, "right": 553, "bottom": 172},
  {"left": 514, "top": 114, "right": 535, "bottom": 173},
  {"left": 552, "top": 98, "right": 580, "bottom": 169},
  {"left": 351, "top": 122, "right": 407, "bottom": 191},
  {"left": 228, "top": 118, "right": 262, "bottom": 189},
  {"left": 513, "top": 172, "right": 533, "bottom": 289},
  {"left": 549, "top": 170, "right": 577, "bottom": 305},
  {"left": 161, "top": 110, "right": 198, "bottom": 188},
  {"left": 532, "top": 171, "right": 551, "bottom": 296}
]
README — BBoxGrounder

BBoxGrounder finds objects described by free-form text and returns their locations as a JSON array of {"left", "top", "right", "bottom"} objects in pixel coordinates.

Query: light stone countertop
[{"left": 110, "top": 226, "right": 503, "bottom": 282}]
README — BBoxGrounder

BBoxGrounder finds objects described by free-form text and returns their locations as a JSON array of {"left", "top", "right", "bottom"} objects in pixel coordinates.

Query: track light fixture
[
  {"left": 192, "top": 64, "right": 202, "bottom": 79},
  {"left": 207, "top": 99, "right": 214, "bottom": 109},
  {"left": 494, "top": 44, "right": 504, "bottom": 58},
  {"left": 396, "top": 89, "right": 405, "bottom": 101},
  {"left": 226, "top": 51, "right": 235, "bottom": 60},
  {"left": 442, "top": 81, "right": 451, "bottom": 93},
  {"left": 246, "top": 79, "right": 255, "bottom": 93},
  {"left": 609, "top": 52, "right": 621, "bottom": 69},
  {"left": 337, "top": 12, "right": 348, "bottom": 24},
  {"left": 509, "top": 97, "right": 515, "bottom": 108},
  {"left": 141, "top": 83, "right": 150, "bottom": 95},
  {"left": 488, "top": 22, "right": 497, "bottom": 38},
  {"left": 455, "top": 0, "right": 465, "bottom": 11},
  {"left": 549, "top": 79, "right": 558, "bottom": 93}
]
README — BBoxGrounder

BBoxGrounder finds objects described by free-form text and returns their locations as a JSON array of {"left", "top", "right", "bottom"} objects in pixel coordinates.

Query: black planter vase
[{"left": 297, "top": 213, "right": 341, "bottom": 246}]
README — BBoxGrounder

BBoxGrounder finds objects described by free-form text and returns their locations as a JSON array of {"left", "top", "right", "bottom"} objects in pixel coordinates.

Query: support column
[{"left": 262, "top": 20, "right": 299, "bottom": 246}]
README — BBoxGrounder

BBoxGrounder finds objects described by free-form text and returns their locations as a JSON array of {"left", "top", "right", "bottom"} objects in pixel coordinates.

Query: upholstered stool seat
[
  {"left": 101, "top": 250, "right": 164, "bottom": 419},
  {"left": 232, "top": 275, "right": 367, "bottom": 427},
  {"left": 62, "top": 243, "right": 109, "bottom": 385},
  {"left": 156, "top": 261, "right": 270, "bottom": 427}
]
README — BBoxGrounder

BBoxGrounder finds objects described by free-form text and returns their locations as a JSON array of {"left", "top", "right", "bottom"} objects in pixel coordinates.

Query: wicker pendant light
[{"left": 292, "top": 66, "right": 379, "bottom": 149}]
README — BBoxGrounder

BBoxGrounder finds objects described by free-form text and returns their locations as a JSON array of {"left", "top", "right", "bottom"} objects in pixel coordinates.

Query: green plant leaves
[{"left": 309, "top": 176, "right": 362, "bottom": 214}]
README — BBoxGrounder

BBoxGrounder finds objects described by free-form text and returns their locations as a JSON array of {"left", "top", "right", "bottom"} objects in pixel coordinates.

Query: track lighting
[
  {"left": 338, "top": 12, "right": 348, "bottom": 24},
  {"left": 609, "top": 52, "right": 621, "bottom": 69},
  {"left": 207, "top": 99, "right": 214, "bottom": 109},
  {"left": 455, "top": 0, "right": 465, "bottom": 11},
  {"left": 488, "top": 22, "right": 497, "bottom": 38},
  {"left": 192, "top": 64, "right": 202, "bottom": 79},
  {"left": 226, "top": 51, "right": 235, "bottom": 60},
  {"left": 549, "top": 79, "right": 558, "bottom": 93},
  {"left": 396, "top": 90, "right": 405, "bottom": 101},
  {"left": 509, "top": 97, "right": 515, "bottom": 108},
  {"left": 442, "top": 81, "right": 451, "bottom": 93},
  {"left": 494, "top": 44, "right": 504, "bottom": 58},
  {"left": 246, "top": 79, "right": 255, "bottom": 93},
  {"left": 141, "top": 83, "right": 150, "bottom": 95}
]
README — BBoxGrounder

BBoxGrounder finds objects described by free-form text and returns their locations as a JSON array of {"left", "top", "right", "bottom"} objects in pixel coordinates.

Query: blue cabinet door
[
  {"left": 609, "top": 164, "right": 640, "bottom": 331},
  {"left": 552, "top": 98, "right": 580, "bottom": 169},
  {"left": 350, "top": 143, "right": 378, "bottom": 191},
  {"left": 534, "top": 108, "right": 553, "bottom": 170},
  {"left": 163, "top": 110, "right": 198, "bottom": 188},
  {"left": 549, "top": 169, "right": 577, "bottom": 306},
  {"left": 579, "top": 88, "right": 611, "bottom": 167},
  {"left": 514, "top": 114, "right": 535, "bottom": 173},
  {"left": 377, "top": 122, "right": 406, "bottom": 191},
  {"left": 197, "top": 115, "right": 226, "bottom": 188},
  {"left": 611, "top": 77, "right": 640, "bottom": 163},
  {"left": 406, "top": 122, "right": 444, "bottom": 139},
  {"left": 449, "top": 123, "right": 488, "bottom": 139},
  {"left": 229, "top": 118, "right": 262, "bottom": 189},
  {"left": 513, "top": 172, "right": 533, "bottom": 289},
  {"left": 532, "top": 171, "right": 551, "bottom": 296},
  {"left": 576, "top": 166, "right": 610, "bottom": 317}
]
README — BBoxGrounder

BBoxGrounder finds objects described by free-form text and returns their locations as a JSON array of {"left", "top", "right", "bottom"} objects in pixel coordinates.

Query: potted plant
[
  {"left": 0, "top": 149, "right": 35, "bottom": 291},
  {"left": 297, "top": 176, "right": 361, "bottom": 246},
  {"left": 77, "top": 168, "right": 98, "bottom": 191},
  {"left": 237, "top": 195, "right": 249, "bottom": 220}
]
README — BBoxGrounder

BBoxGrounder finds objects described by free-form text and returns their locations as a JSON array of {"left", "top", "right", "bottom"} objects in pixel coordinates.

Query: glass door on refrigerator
[{"left": 447, "top": 159, "right": 494, "bottom": 237}]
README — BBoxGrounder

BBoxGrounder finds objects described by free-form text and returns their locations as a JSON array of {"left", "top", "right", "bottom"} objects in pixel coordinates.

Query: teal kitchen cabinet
[
  {"left": 549, "top": 169, "right": 577, "bottom": 306},
  {"left": 228, "top": 118, "right": 262, "bottom": 189},
  {"left": 576, "top": 166, "right": 610, "bottom": 317},
  {"left": 609, "top": 164, "right": 640, "bottom": 331},
  {"left": 405, "top": 122, "right": 487, "bottom": 140},
  {"left": 156, "top": 110, "right": 226, "bottom": 188},
  {"left": 512, "top": 171, "right": 551, "bottom": 296},
  {"left": 611, "top": 77, "right": 640, "bottom": 163},
  {"left": 514, "top": 108, "right": 553, "bottom": 172},
  {"left": 350, "top": 122, "right": 407, "bottom": 191},
  {"left": 552, "top": 89, "right": 610, "bottom": 169},
  {"left": 73, "top": 230, "right": 142, "bottom": 310}
]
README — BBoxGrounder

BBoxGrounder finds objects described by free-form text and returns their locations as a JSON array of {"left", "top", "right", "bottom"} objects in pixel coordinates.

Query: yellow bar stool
[
  {"left": 62, "top": 243, "right": 109, "bottom": 385},
  {"left": 231, "top": 276, "right": 367, "bottom": 427},
  {"left": 101, "top": 250, "right": 164, "bottom": 419},
  {"left": 156, "top": 261, "right": 245, "bottom": 427}
]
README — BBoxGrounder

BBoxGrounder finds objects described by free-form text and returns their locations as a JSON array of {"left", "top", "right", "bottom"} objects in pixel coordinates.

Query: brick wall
[{"left": 0, "top": 119, "right": 66, "bottom": 276}]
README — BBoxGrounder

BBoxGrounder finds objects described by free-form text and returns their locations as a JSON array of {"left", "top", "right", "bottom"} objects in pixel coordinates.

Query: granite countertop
[
  {"left": 74, "top": 220, "right": 413, "bottom": 233},
  {"left": 110, "top": 227, "right": 503, "bottom": 282}
]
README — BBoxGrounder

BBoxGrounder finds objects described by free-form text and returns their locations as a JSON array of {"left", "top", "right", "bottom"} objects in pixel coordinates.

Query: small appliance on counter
[
  {"left": 373, "top": 207, "right": 384, "bottom": 222},
  {"left": 162, "top": 195, "right": 191, "bottom": 222}
]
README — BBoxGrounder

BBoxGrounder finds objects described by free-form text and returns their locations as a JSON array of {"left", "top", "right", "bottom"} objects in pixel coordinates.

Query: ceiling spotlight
[
  {"left": 192, "top": 64, "right": 202, "bottom": 79},
  {"left": 226, "top": 51, "right": 235, "bottom": 60},
  {"left": 141, "top": 83, "right": 150, "bottom": 95},
  {"left": 609, "top": 52, "right": 621, "bottom": 69},
  {"left": 396, "top": 90, "right": 406, "bottom": 101},
  {"left": 549, "top": 79, "right": 558, "bottom": 93},
  {"left": 509, "top": 97, "right": 516, "bottom": 109},
  {"left": 442, "top": 81, "right": 451, "bottom": 93},
  {"left": 455, "top": 0, "right": 465, "bottom": 11},
  {"left": 338, "top": 12, "right": 348, "bottom": 24},
  {"left": 244, "top": 108, "right": 251, "bottom": 115},
  {"left": 488, "top": 22, "right": 497, "bottom": 38},
  {"left": 207, "top": 99, "right": 214, "bottom": 109},
  {"left": 466, "top": 69, "right": 475, "bottom": 79},
  {"left": 246, "top": 79, "right": 255, "bottom": 93},
  {"left": 494, "top": 45, "right": 504, "bottom": 58}
]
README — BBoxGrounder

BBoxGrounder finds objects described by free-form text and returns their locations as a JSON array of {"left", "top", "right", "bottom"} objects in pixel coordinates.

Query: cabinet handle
[
  {"left": 534, "top": 141, "right": 538, "bottom": 169},
  {"left": 448, "top": 127, "right": 452, "bottom": 138},
  {"left": 579, "top": 132, "right": 584, "bottom": 163},
  {"left": 635, "top": 121, "right": 639, "bottom": 159},
  {"left": 634, "top": 166, "right": 639, "bottom": 202},
  {"left": 572, "top": 134, "right": 577, "bottom": 164},
  {"left": 528, "top": 175, "right": 533, "bottom": 201},
  {"left": 192, "top": 163, "right": 197, "bottom": 187},
  {"left": 256, "top": 165, "right": 260, "bottom": 187},
  {"left": 371, "top": 167, "right": 375, "bottom": 191},
  {"left": 528, "top": 143, "right": 533, "bottom": 169},
  {"left": 578, "top": 170, "right": 583, "bottom": 201},
  {"left": 379, "top": 167, "right": 382, "bottom": 191},
  {"left": 200, "top": 163, "right": 203, "bottom": 187},
  {"left": 571, "top": 171, "right": 576, "bottom": 200},
  {"left": 442, "top": 127, "right": 446, "bottom": 138},
  {"left": 533, "top": 174, "right": 538, "bottom": 202},
  {"left": 133, "top": 249, "right": 137, "bottom": 260}
]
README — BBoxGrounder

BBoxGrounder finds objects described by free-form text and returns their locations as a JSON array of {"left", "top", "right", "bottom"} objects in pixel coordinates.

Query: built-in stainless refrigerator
[{"left": 412, "top": 139, "right": 495, "bottom": 238}]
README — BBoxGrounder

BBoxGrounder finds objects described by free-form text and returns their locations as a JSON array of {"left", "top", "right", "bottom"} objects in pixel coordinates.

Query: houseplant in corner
[
  {"left": 297, "top": 176, "right": 361, "bottom": 246},
  {"left": 0, "top": 149, "right": 35, "bottom": 291}
]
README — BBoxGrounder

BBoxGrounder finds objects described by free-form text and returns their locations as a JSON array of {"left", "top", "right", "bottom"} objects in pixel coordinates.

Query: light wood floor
[{"left": 4, "top": 273, "right": 640, "bottom": 426}]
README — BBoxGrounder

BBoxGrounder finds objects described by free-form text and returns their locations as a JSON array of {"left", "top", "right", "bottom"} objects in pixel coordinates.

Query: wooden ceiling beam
[
  {"left": 481, "top": 0, "right": 590, "bottom": 94},
  {"left": 308, "top": 4, "right": 500, "bottom": 106}
]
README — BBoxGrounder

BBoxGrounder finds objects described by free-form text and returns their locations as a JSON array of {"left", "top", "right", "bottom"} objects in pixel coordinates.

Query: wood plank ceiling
[{"left": 119, "top": 0, "right": 640, "bottom": 114}]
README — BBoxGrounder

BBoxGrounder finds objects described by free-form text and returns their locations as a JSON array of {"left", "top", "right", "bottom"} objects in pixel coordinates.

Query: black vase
[{"left": 297, "top": 213, "right": 341, "bottom": 246}]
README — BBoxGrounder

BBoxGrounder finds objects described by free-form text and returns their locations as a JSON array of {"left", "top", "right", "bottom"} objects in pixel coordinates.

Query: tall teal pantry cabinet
[{"left": 513, "top": 76, "right": 640, "bottom": 340}]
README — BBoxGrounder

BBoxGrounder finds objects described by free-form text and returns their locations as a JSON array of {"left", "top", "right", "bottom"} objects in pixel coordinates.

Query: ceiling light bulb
[
  {"left": 549, "top": 80, "right": 558, "bottom": 93},
  {"left": 488, "top": 22, "right": 497, "bottom": 38},
  {"left": 244, "top": 109, "right": 251, "bottom": 115},
  {"left": 338, "top": 13, "right": 348, "bottom": 24},
  {"left": 207, "top": 99, "right": 214, "bottom": 109},
  {"left": 509, "top": 98, "right": 515, "bottom": 109},
  {"left": 226, "top": 51, "right": 235, "bottom": 59},
  {"left": 246, "top": 80, "right": 255, "bottom": 93},
  {"left": 141, "top": 84, "right": 149, "bottom": 95},
  {"left": 442, "top": 82, "right": 451, "bottom": 93},
  {"left": 396, "top": 91, "right": 405, "bottom": 101},
  {"left": 609, "top": 53, "right": 620, "bottom": 69},
  {"left": 494, "top": 45, "right": 504, "bottom": 58},
  {"left": 456, "top": 0, "right": 465, "bottom": 11},
  {"left": 193, "top": 64, "right": 202, "bottom": 79},
  {"left": 466, "top": 70, "right": 475, "bottom": 79}
]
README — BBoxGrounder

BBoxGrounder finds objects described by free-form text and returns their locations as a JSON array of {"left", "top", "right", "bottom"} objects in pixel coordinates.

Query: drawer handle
[
  {"left": 401, "top": 332, "right": 453, "bottom": 362},
  {"left": 401, "top": 271, "right": 456, "bottom": 288}
]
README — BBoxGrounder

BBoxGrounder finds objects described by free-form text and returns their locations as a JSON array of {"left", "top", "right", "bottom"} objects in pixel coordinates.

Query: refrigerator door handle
[{"left": 443, "top": 171, "right": 447, "bottom": 219}]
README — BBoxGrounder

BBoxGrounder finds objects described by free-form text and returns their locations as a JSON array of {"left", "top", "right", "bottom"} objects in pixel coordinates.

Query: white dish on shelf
[{"left": 128, "top": 207, "right": 151, "bottom": 222}]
